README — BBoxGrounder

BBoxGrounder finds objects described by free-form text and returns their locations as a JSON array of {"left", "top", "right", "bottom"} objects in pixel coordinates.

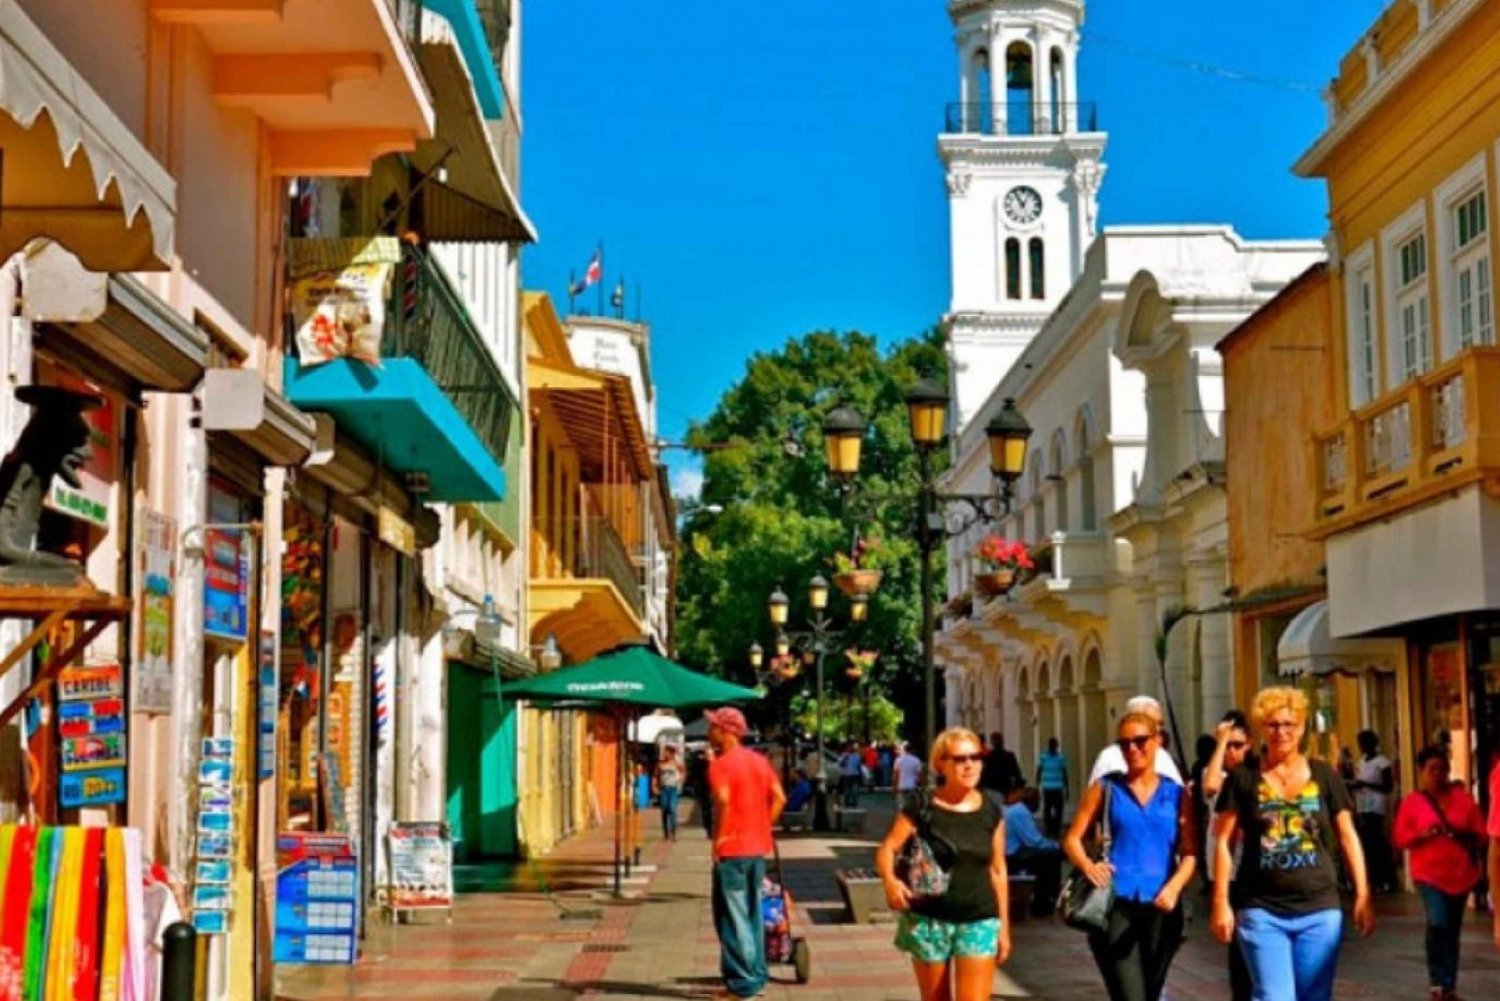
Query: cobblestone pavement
[{"left": 278, "top": 792, "right": 1500, "bottom": 1000}]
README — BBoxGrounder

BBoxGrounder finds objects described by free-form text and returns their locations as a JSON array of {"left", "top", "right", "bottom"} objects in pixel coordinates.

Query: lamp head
[
  {"left": 767, "top": 586, "right": 790, "bottom": 627},
  {"left": 748, "top": 641, "right": 764, "bottom": 669},
  {"left": 808, "top": 575, "right": 830, "bottom": 612},
  {"left": 822, "top": 404, "right": 866, "bottom": 480},
  {"left": 849, "top": 593, "right": 869, "bottom": 623},
  {"left": 775, "top": 631, "right": 791, "bottom": 658},
  {"left": 986, "top": 398, "right": 1033, "bottom": 483},
  {"left": 904, "top": 377, "right": 950, "bottom": 451}
]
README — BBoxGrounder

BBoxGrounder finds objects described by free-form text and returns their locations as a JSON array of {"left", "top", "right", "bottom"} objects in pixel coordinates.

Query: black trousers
[
  {"left": 1087, "top": 898, "right": 1185, "bottom": 1001},
  {"left": 1042, "top": 788, "right": 1066, "bottom": 839}
]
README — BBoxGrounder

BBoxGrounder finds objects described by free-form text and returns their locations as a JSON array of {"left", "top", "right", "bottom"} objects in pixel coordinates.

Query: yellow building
[{"left": 1295, "top": 0, "right": 1500, "bottom": 786}]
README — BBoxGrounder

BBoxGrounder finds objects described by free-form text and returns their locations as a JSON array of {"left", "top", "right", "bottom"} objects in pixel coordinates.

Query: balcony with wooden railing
[{"left": 1313, "top": 347, "right": 1500, "bottom": 535}]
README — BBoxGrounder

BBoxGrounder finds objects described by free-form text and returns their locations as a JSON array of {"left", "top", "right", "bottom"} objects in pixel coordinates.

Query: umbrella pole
[{"left": 614, "top": 707, "right": 624, "bottom": 897}]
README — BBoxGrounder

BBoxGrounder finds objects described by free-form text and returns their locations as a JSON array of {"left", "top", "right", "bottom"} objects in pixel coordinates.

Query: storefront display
[
  {"left": 273, "top": 832, "right": 360, "bottom": 965},
  {"left": 280, "top": 502, "right": 326, "bottom": 831},
  {"left": 56, "top": 663, "right": 127, "bottom": 810}
]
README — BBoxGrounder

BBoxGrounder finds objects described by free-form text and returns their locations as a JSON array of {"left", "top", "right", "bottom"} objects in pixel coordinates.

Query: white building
[{"left": 931, "top": 0, "right": 1322, "bottom": 783}]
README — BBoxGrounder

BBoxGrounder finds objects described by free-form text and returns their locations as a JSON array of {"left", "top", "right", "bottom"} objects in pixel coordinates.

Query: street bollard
[{"left": 160, "top": 921, "right": 197, "bottom": 1001}]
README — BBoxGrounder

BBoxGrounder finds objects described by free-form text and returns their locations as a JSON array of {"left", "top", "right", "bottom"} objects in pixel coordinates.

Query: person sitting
[
  {"left": 1003, "top": 786, "right": 1062, "bottom": 916},
  {"left": 785, "top": 769, "right": 814, "bottom": 812}
]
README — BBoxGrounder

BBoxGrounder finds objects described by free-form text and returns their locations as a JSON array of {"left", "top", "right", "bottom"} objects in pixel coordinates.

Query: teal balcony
[{"left": 284, "top": 239, "right": 516, "bottom": 502}]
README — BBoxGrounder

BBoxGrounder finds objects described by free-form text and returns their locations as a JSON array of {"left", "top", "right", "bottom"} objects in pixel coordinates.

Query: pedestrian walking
[
  {"left": 691, "top": 746, "right": 716, "bottom": 836},
  {"left": 839, "top": 742, "right": 863, "bottom": 807},
  {"left": 894, "top": 743, "right": 924, "bottom": 813},
  {"left": 1210, "top": 686, "right": 1375, "bottom": 1001},
  {"left": 1089, "top": 696, "right": 1184, "bottom": 785},
  {"left": 863, "top": 742, "right": 880, "bottom": 789},
  {"left": 1198, "top": 711, "right": 1254, "bottom": 1001},
  {"left": 655, "top": 744, "right": 685, "bottom": 842},
  {"left": 705, "top": 706, "right": 786, "bottom": 1001},
  {"left": 879, "top": 743, "right": 895, "bottom": 789},
  {"left": 1063, "top": 710, "right": 1197, "bottom": 1001},
  {"left": 1036, "top": 737, "right": 1069, "bottom": 839},
  {"left": 1392, "top": 745, "right": 1485, "bottom": 1001},
  {"left": 1350, "top": 729, "right": 1396, "bottom": 893},
  {"left": 875, "top": 727, "right": 1011, "bottom": 1001},
  {"left": 980, "top": 732, "right": 1025, "bottom": 797}
]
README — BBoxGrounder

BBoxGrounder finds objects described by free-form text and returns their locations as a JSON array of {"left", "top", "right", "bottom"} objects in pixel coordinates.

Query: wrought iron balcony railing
[
  {"left": 943, "top": 101, "right": 1098, "bottom": 136},
  {"left": 387, "top": 241, "right": 517, "bottom": 463},
  {"left": 534, "top": 515, "right": 646, "bottom": 619}
]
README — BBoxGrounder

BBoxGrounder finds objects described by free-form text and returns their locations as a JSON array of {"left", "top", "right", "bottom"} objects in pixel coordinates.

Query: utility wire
[{"left": 1087, "top": 31, "right": 1325, "bottom": 94}]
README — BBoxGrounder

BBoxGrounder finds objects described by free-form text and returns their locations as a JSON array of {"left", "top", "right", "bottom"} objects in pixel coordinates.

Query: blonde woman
[
  {"left": 1063, "top": 712, "right": 1197, "bottom": 1001},
  {"left": 875, "top": 728, "right": 1011, "bottom": 1001},
  {"left": 1210, "top": 686, "right": 1375, "bottom": 1001}
]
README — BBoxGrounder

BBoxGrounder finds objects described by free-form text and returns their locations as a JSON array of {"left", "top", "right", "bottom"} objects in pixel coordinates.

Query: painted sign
[
  {"left": 36, "top": 359, "right": 115, "bottom": 527},
  {"left": 274, "top": 831, "right": 360, "bottom": 965},
  {"left": 386, "top": 822, "right": 453, "bottom": 910},
  {"left": 57, "top": 663, "right": 126, "bottom": 808},
  {"left": 203, "top": 527, "right": 250, "bottom": 641},
  {"left": 135, "top": 509, "right": 176, "bottom": 713}
]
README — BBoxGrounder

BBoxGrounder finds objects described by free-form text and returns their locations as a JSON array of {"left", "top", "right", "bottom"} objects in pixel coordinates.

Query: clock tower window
[
  {"left": 1006, "top": 239, "right": 1022, "bottom": 300},
  {"left": 1029, "top": 238, "right": 1045, "bottom": 299},
  {"left": 1005, "top": 41, "right": 1034, "bottom": 136}
]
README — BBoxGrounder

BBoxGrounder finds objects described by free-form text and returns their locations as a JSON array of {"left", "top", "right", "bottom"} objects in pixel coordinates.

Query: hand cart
[{"left": 763, "top": 838, "right": 811, "bottom": 984}]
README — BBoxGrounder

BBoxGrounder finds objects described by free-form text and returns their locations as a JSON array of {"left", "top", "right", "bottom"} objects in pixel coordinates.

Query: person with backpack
[
  {"left": 874, "top": 727, "right": 1011, "bottom": 1001},
  {"left": 1392, "top": 745, "right": 1485, "bottom": 1001},
  {"left": 1063, "top": 710, "right": 1197, "bottom": 1001},
  {"left": 1210, "top": 686, "right": 1375, "bottom": 1001}
]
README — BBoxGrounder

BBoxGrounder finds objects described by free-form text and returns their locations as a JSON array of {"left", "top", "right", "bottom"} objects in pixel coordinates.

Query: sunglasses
[
  {"left": 1117, "top": 735, "right": 1155, "bottom": 752},
  {"left": 946, "top": 753, "right": 984, "bottom": 765}
]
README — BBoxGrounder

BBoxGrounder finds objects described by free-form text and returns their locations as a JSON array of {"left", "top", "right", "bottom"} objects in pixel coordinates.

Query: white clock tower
[{"left": 940, "top": 0, "right": 1107, "bottom": 429}]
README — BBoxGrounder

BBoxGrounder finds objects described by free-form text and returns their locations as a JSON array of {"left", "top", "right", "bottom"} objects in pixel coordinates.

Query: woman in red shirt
[{"left": 1392, "top": 745, "right": 1486, "bottom": 1001}]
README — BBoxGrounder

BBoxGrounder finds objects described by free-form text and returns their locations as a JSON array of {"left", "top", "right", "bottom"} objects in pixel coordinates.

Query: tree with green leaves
[{"left": 674, "top": 328, "right": 948, "bottom": 740}]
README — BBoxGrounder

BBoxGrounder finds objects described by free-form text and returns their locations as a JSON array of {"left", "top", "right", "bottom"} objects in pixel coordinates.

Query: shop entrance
[{"left": 445, "top": 664, "right": 518, "bottom": 864}]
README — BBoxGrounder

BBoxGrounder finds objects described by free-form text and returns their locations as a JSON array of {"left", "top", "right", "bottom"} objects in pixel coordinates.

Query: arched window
[
  {"left": 1050, "top": 429, "right": 1069, "bottom": 533},
  {"left": 1076, "top": 410, "right": 1098, "bottom": 530},
  {"left": 1029, "top": 457, "right": 1045, "bottom": 539},
  {"left": 1005, "top": 41, "right": 1034, "bottom": 136},
  {"left": 974, "top": 49, "right": 993, "bottom": 133},
  {"left": 1050, "top": 48, "right": 1065, "bottom": 133},
  {"left": 1029, "top": 237, "right": 1045, "bottom": 299},
  {"left": 1005, "top": 238, "right": 1021, "bottom": 300}
]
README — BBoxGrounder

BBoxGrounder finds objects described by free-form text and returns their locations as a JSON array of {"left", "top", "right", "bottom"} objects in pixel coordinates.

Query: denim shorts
[{"left": 893, "top": 912, "right": 1002, "bottom": 963}]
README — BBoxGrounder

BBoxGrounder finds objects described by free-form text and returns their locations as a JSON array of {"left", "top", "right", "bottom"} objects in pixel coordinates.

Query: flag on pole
[{"left": 569, "top": 249, "right": 602, "bottom": 296}]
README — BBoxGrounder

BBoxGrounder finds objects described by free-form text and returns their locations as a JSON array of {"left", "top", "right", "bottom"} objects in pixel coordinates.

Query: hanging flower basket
[
  {"left": 974, "top": 568, "right": 1016, "bottom": 597},
  {"left": 833, "top": 569, "right": 883, "bottom": 597}
]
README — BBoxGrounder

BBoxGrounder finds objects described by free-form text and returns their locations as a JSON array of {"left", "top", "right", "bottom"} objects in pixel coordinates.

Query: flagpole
[
  {"left": 596, "top": 241, "right": 605, "bottom": 317},
  {"left": 568, "top": 269, "right": 577, "bottom": 314}
]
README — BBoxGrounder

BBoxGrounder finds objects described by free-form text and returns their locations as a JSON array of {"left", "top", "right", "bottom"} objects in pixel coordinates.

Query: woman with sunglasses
[
  {"left": 1063, "top": 712, "right": 1197, "bottom": 1001},
  {"left": 1210, "top": 686, "right": 1375, "bottom": 1001},
  {"left": 875, "top": 727, "right": 1011, "bottom": 1001}
]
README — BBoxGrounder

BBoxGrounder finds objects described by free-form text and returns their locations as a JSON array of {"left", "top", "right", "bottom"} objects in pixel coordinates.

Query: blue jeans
[
  {"left": 1416, "top": 882, "right": 1467, "bottom": 991},
  {"left": 1236, "top": 907, "right": 1343, "bottom": 1001},
  {"left": 660, "top": 787, "right": 680, "bottom": 838},
  {"left": 711, "top": 856, "right": 766, "bottom": 998}
]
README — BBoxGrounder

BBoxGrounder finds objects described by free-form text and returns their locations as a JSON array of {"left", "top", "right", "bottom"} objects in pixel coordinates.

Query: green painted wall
[{"left": 446, "top": 665, "right": 519, "bottom": 859}]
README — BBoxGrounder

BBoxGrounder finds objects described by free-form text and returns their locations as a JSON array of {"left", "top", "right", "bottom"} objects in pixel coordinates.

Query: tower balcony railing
[{"left": 944, "top": 102, "right": 1098, "bottom": 136}]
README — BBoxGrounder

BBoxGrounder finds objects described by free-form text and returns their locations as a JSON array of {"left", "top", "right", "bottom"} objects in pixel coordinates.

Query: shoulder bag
[
  {"left": 1058, "top": 779, "right": 1114, "bottom": 933},
  {"left": 1419, "top": 788, "right": 1484, "bottom": 864},
  {"left": 895, "top": 792, "right": 952, "bottom": 898}
]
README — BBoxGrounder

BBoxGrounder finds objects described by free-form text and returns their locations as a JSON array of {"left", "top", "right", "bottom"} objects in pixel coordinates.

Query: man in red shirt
[{"left": 706, "top": 706, "right": 786, "bottom": 1000}]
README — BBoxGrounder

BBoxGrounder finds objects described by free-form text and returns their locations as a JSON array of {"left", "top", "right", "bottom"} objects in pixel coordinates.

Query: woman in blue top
[{"left": 1063, "top": 711, "right": 1198, "bottom": 1001}]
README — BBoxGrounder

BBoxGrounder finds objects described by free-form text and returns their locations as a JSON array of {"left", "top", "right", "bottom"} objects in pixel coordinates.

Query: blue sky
[{"left": 520, "top": 1, "right": 1385, "bottom": 499}]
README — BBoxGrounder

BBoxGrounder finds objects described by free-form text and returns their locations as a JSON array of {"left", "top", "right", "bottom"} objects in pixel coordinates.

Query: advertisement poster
[
  {"left": 259, "top": 631, "right": 277, "bottom": 780},
  {"left": 274, "top": 832, "right": 360, "bottom": 965},
  {"left": 36, "top": 358, "right": 115, "bottom": 527},
  {"left": 387, "top": 822, "right": 453, "bottom": 910},
  {"left": 135, "top": 509, "right": 176, "bottom": 713},
  {"left": 204, "top": 527, "right": 249, "bottom": 641},
  {"left": 57, "top": 664, "right": 126, "bottom": 808}
]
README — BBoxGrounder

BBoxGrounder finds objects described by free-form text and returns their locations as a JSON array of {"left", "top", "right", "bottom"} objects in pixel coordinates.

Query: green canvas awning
[{"left": 500, "top": 643, "right": 762, "bottom": 710}]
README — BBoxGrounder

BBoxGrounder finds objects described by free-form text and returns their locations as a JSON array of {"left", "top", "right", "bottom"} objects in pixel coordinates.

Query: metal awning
[
  {"left": 412, "top": 13, "right": 535, "bottom": 244},
  {"left": 0, "top": 1, "right": 175, "bottom": 269},
  {"left": 1277, "top": 600, "right": 1401, "bottom": 678}
]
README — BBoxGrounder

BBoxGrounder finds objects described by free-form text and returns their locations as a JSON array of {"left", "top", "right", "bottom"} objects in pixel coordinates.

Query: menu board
[
  {"left": 387, "top": 822, "right": 453, "bottom": 911},
  {"left": 57, "top": 664, "right": 126, "bottom": 808},
  {"left": 274, "top": 832, "right": 360, "bottom": 965}
]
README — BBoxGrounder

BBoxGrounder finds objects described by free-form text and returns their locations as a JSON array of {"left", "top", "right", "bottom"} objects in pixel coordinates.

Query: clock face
[{"left": 1004, "top": 186, "right": 1043, "bottom": 225}]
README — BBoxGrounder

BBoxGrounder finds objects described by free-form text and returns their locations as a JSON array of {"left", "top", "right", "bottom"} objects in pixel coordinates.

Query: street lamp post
[
  {"left": 822, "top": 385, "right": 1032, "bottom": 756},
  {"left": 765, "top": 576, "right": 850, "bottom": 831}
]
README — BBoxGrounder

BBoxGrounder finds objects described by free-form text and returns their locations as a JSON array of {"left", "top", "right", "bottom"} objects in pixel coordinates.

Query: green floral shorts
[{"left": 893, "top": 912, "right": 1002, "bottom": 963}]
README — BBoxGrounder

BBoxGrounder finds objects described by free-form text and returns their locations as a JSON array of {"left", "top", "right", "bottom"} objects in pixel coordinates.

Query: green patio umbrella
[
  {"left": 501, "top": 643, "right": 763, "bottom": 709},
  {"left": 499, "top": 643, "right": 761, "bottom": 894}
]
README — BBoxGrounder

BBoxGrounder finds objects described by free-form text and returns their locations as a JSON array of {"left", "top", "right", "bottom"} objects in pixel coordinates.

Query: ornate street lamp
[
  {"left": 822, "top": 404, "right": 866, "bottom": 480},
  {"left": 774, "top": 631, "right": 791, "bottom": 658},
  {"left": 904, "top": 377, "right": 950, "bottom": 451},
  {"left": 849, "top": 592, "right": 869, "bottom": 623},
  {"left": 748, "top": 641, "right": 764, "bottom": 670},
  {"left": 767, "top": 586, "right": 790, "bottom": 627},
  {"left": 808, "top": 575, "right": 830, "bottom": 612},
  {"left": 986, "top": 398, "right": 1033, "bottom": 497}
]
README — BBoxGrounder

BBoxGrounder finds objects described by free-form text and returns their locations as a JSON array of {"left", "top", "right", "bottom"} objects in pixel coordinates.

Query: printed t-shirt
[
  {"left": 1038, "top": 751, "right": 1068, "bottom": 790},
  {"left": 658, "top": 760, "right": 683, "bottom": 790},
  {"left": 709, "top": 746, "right": 778, "bottom": 860},
  {"left": 1353, "top": 754, "right": 1391, "bottom": 814},
  {"left": 894, "top": 754, "right": 923, "bottom": 791},
  {"left": 902, "top": 793, "right": 1004, "bottom": 923},
  {"left": 1216, "top": 758, "right": 1353, "bottom": 915}
]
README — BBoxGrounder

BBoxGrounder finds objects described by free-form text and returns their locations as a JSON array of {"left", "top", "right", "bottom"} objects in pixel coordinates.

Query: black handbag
[{"left": 1058, "top": 780, "right": 1114, "bottom": 933}]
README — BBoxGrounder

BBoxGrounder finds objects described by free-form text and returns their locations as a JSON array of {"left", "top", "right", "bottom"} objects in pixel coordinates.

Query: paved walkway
[{"left": 277, "top": 792, "right": 1500, "bottom": 1000}]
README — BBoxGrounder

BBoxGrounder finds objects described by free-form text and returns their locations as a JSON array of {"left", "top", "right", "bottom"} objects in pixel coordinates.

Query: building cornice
[
  {"left": 938, "top": 133, "right": 1106, "bottom": 170},
  {"left": 948, "top": 0, "right": 1083, "bottom": 22}
]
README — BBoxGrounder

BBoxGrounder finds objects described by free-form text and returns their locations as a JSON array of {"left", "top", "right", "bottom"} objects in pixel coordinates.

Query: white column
[
  {"left": 1064, "top": 31, "right": 1081, "bottom": 131},
  {"left": 1033, "top": 27, "right": 1053, "bottom": 134},
  {"left": 169, "top": 399, "right": 208, "bottom": 875},
  {"left": 945, "top": 665, "right": 967, "bottom": 728},
  {"left": 990, "top": 25, "right": 1007, "bottom": 134},
  {"left": 1133, "top": 583, "right": 1159, "bottom": 698}
]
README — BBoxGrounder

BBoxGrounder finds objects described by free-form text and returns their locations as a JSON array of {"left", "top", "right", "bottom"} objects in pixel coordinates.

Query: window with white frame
[
  {"left": 1393, "top": 232, "right": 1431, "bottom": 381},
  {"left": 1452, "top": 189, "right": 1492, "bottom": 351},
  {"left": 1347, "top": 251, "right": 1378, "bottom": 407}
]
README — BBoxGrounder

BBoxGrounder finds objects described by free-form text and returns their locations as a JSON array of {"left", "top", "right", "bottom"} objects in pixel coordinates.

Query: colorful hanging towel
[
  {"left": 121, "top": 831, "right": 146, "bottom": 1001},
  {"left": 43, "top": 828, "right": 84, "bottom": 1001},
  {"left": 0, "top": 825, "right": 37, "bottom": 1001},
  {"left": 0, "top": 826, "right": 13, "bottom": 910},
  {"left": 22, "top": 826, "right": 58, "bottom": 1001},
  {"left": 98, "top": 831, "right": 125, "bottom": 1001},
  {"left": 71, "top": 828, "right": 103, "bottom": 1001}
]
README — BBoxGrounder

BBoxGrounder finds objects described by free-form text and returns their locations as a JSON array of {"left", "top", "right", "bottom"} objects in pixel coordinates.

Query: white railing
[
  {"left": 1364, "top": 399, "right": 1411, "bottom": 478},
  {"left": 1321, "top": 431, "right": 1347, "bottom": 494},
  {"left": 1430, "top": 369, "right": 1467, "bottom": 451}
]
